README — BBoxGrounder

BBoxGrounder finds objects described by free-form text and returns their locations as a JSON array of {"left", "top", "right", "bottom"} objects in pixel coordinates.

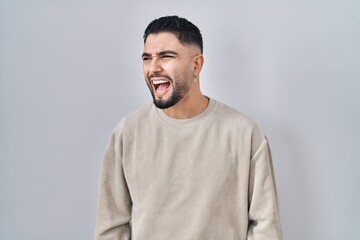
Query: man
[{"left": 95, "top": 16, "right": 283, "bottom": 240}]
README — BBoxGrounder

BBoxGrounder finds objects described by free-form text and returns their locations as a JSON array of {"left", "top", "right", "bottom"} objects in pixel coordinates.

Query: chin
[{"left": 153, "top": 95, "right": 182, "bottom": 109}]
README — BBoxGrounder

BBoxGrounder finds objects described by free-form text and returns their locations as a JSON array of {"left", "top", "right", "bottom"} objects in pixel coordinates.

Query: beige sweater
[{"left": 95, "top": 99, "right": 283, "bottom": 240}]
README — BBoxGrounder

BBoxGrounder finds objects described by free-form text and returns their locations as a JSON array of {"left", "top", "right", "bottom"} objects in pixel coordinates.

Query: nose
[{"left": 147, "top": 57, "right": 162, "bottom": 75}]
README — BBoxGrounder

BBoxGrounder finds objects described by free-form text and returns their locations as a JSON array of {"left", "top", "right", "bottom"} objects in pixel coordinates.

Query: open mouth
[{"left": 152, "top": 79, "right": 171, "bottom": 93}]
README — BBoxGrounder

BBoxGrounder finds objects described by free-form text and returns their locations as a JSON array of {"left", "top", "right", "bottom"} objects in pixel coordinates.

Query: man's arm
[
  {"left": 94, "top": 131, "right": 132, "bottom": 240},
  {"left": 247, "top": 139, "right": 283, "bottom": 240}
]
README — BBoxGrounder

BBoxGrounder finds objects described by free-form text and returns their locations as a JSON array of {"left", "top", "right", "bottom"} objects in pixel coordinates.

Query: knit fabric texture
[{"left": 95, "top": 99, "right": 283, "bottom": 240}]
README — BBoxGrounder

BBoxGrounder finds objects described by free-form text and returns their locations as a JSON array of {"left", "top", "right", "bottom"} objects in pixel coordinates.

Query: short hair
[{"left": 143, "top": 16, "right": 203, "bottom": 53}]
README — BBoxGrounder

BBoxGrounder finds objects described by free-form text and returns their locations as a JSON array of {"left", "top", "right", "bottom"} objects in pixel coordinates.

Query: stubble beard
[{"left": 148, "top": 75, "right": 191, "bottom": 109}]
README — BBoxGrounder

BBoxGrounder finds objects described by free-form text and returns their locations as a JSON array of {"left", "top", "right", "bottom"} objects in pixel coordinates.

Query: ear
[{"left": 193, "top": 55, "right": 204, "bottom": 77}]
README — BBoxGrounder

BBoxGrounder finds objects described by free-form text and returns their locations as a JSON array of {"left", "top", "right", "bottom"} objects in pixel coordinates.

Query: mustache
[{"left": 149, "top": 74, "right": 173, "bottom": 82}]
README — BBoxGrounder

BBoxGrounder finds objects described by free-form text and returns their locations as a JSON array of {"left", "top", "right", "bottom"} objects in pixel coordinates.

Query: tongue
[{"left": 157, "top": 82, "right": 170, "bottom": 91}]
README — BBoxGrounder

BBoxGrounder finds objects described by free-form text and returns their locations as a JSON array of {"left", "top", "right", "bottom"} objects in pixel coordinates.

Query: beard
[{"left": 147, "top": 74, "right": 191, "bottom": 109}]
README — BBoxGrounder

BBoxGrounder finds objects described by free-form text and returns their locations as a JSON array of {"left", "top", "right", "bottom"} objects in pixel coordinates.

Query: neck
[{"left": 162, "top": 90, "right": 209, "bottom": 119}]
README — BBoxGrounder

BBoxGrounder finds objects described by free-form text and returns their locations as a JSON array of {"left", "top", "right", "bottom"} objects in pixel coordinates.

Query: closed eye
[
  {"left": 159, "top": 50, "right": 178, "bottom": 59},
  {"left": 141, "top": 51, "right": 178, "bottom": 62},
  {"left": 160, "top": 55, "right": 176, "bottom": 60}
]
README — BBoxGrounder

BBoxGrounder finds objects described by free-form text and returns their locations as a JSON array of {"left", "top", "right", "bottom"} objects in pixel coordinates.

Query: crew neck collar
[{"left": 155, "top": 98, "right": 216, "bottom": 126}]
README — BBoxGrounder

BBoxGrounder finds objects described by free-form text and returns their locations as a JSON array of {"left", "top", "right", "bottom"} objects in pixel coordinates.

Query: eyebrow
[{"left": 142, "top": 50, "right": 178, "bottom": 58}]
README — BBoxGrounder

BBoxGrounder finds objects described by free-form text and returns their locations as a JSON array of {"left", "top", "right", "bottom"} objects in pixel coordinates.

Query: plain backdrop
[{"left": 1, "top": 0, "right": 359, "bottom": 239}]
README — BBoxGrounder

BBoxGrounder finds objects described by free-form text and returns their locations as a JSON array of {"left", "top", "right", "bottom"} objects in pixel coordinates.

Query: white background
[{"left": 1, "top": 0, "right": 359, "bottom": 239}]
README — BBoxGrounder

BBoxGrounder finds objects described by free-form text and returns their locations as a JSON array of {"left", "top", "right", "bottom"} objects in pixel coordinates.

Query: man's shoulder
[
  {"left": 112, "top": 103, "right": 154, "bottom": 134},
  {"left": 214, "top": 100, "right": 259, "bottom": 130},
  {"left": 125, "top": 103, "right": 154, "bottom": 121},
  {"left": 214, "top": 99, "right": 266, "bottom": 150}
]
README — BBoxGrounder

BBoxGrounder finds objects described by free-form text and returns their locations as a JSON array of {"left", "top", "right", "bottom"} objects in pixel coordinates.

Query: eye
[
  {"left": 142, "top": 56, "right": 151, "bottom": 61},
  {"left": 160, "top": 55, "right": 175, "bottom": 60}
]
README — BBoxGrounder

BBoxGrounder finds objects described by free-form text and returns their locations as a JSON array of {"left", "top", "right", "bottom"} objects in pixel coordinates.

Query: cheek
[
  {"left": 142, "top": 65, "right": 148, "bottom": 76},
  {"left": 167, "top": 63, "right": 189, "bottom": 77},
  {"left": 181, "top": 64, "right": 195, "bottom": 79}
]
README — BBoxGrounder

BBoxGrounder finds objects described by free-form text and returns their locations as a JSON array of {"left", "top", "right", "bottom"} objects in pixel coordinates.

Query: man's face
[{"left": 142, "top": 32, "right": 197, "bottom": 109}]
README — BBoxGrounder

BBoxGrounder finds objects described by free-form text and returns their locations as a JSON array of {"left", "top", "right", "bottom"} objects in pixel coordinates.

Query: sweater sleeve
[
  {"left": 94, "top": 130, "right": 132, "bottom": 240},
  {"left": 247, "top": 139, "right": 283, "bottom": 240}
]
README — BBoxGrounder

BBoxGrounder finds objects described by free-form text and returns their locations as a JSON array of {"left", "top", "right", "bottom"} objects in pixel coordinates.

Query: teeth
[{"left": 152, "top": 79, "right": 169, "bottom": 84}]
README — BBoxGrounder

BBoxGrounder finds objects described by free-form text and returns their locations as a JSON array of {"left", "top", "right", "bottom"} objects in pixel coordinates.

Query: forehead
[{"left": 143, "top": 32, "right": 187, "bottom": 53}]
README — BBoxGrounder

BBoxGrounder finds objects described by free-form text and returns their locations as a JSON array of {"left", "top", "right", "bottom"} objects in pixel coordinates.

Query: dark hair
[{"left": 143, "top": 16, "right": 203, "bottom": 53}]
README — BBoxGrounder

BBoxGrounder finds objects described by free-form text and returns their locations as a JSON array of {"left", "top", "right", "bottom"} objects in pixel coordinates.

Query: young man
[{"left": 95, "top": 16, "right": 283, "bottom": 240}]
